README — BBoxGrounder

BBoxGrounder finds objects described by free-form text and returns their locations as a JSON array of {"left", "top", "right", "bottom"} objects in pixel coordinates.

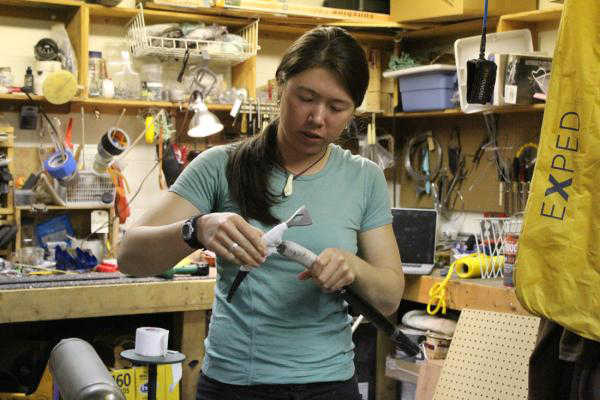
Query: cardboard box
[
  {"left": 391, "top": 0, "right": 536, "bottom": 23},
  {"left": 134, "top": 365, "right": 180, "bottom": 400},
  {"left": 112, "top": 368, "right": 136, "bottom": 400}
]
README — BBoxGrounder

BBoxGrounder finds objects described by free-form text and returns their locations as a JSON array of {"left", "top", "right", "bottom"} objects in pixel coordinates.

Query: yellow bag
[{"left": 515, "top": 0, "right": 600, "bottom": 341}]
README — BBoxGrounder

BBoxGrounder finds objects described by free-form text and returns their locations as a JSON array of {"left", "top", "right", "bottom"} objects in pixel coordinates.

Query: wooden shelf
[
  {"left": 88, "top": 3, "right": 251, "bottom": 27},
  {"left": 0, "top": 94, "right": 46, "bottom": 102},
  {"left": 89, "top": 3, "right": 402, "bottom": 42},
  {"left": 395, "top": 16, "right": 500, "bottom": 40},
  {"left": 1, "top": 0, "right": 82, "bottom": 6},
  {"left": 16, "top": 204, "right": 112, "bottom": 210},
  {"left": 499, "top": 6, "right": 563, "bottom": 25},
  {"left": 0, "top": 95, "right": 233, "bottom": 113},
  {"left": 152, "top": 0, "right": 397, "bottom": 24},
  {"left": 381, "top": 103, "right": 545, "bottom": 119},
  {"left": 403, "top": 272, "right": 529, "bottom": 315},
  {"left": 497, "top": 6, "right": 562, "bottom": 38},
  {"left": 80, "top": 97, "right": 232, "bottom": 111}
]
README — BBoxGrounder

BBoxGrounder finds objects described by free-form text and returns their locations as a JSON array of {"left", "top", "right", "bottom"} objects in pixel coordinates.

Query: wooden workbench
[
  {"left": 0, "top": 271, "right": 528, "bottom": 400},
  {"left": 376, "top": 273, "right": 530, "bottom": 400},
  {"left": 0, "top": 278, "right": 216, "bottom": 400}
]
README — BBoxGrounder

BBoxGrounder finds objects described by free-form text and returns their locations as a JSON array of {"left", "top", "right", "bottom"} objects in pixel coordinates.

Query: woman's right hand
[{"left": 196, "top": 213, "right": 268, "bottom": 267}]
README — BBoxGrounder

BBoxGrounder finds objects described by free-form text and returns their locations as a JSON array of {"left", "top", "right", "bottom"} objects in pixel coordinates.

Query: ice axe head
[{"left": 285, "top": 205, "right": 312, "bottom": 228}]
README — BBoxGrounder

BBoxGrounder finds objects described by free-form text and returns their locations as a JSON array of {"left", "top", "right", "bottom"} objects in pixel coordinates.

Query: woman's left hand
[{"left": 297, "top": 248, "right": 356, "bottom": 292}]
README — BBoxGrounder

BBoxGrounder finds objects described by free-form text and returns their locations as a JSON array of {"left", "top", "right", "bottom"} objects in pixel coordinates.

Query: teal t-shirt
[{"left": 170, "top": 143, "right": 392, "bottom": 385}]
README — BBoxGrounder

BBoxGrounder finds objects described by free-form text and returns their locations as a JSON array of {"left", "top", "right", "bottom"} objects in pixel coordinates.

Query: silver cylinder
[{"left": 49, "top": 338, "right": 125, "bottom": 400}]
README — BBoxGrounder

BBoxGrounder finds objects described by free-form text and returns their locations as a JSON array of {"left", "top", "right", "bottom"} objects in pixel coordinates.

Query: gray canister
[{"left": 49, "top": 338, "right": 125, "bottom": 400}]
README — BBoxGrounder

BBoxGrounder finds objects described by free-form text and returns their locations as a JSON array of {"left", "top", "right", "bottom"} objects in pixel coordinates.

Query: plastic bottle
[
  {"left": 23, "top": 67, "right": 34, "bottom": 93},
  {"left": 88, "top": 51, "right": 107, "bottom": 97},
  {"left": 112, "top": 51, "right": 141, "bottom": 100}
]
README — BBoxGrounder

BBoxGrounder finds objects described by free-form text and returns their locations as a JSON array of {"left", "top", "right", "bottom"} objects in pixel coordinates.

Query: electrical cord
[{"left": 79, "top": 160, "right": 160, "bottom": 246}]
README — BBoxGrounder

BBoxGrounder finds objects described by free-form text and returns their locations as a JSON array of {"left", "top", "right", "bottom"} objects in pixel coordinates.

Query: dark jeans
[{"left": 196, "top": 372, "right": 362, "bottom": 400}]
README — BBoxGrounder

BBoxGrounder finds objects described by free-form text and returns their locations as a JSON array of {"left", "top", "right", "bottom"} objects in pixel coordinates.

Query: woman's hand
[
  {"left": 297, "top": 248, "right": 356, "bottom": 292},
  {"left": 197, "top": 213, "right": 267, "bottom": 267}
]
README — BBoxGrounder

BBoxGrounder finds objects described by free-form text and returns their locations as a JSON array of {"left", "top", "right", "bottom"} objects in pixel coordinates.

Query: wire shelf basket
[
  {"left": 65, "top": 171, "right": 115, "bottom": 208},
  {"left": 126, "top": 4, "right": 259, "bottom": 64},
  {"left": 474, "top": 217, "right": 523, "bottom": 278}
]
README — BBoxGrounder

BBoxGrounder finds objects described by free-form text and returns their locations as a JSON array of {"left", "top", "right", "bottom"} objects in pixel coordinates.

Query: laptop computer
[{"left": 391, "top": 208, "right": 438, "bottom": 275}]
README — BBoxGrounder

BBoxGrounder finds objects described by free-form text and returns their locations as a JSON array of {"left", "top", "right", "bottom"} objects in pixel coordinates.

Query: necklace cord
[{"left": 280, "top": 145, "right": 329, "bottom": 195}]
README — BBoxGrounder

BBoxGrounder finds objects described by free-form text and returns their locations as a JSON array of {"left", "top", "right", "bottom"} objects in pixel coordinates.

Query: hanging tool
[
  {"left": 227, "top": 206, "right": 421, "bottom": 358},
  {"left": 404, "top": 132, "right": 442, "bottom": 198},
  {"left": 514, "top": 142, "right": 537, "bottom": 212},
  {"left": 466, "top": 0, "right": 496, "bottom": 104}
]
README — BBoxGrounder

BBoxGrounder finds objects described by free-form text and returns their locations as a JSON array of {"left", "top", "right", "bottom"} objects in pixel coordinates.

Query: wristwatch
[{"left": 182, "top": 215, "right": 204, "bottom": 249}]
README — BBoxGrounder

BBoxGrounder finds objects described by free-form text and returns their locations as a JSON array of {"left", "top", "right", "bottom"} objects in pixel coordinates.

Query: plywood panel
[{"left": 381, "top": 111, "right": 544, "bottom": 213}]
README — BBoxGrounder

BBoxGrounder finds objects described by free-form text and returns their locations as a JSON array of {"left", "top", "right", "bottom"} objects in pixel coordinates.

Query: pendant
[{"left": 283, "top": 174, "right": 294, "bottom": 197}]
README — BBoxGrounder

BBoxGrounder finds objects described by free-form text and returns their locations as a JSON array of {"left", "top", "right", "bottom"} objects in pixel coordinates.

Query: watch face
[{"left": 182, "top": 220, "right": 194, "bottom": 240}]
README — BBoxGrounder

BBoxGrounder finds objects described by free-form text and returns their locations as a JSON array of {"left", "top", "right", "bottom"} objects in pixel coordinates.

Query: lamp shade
[{"left": 187, "top": 96, "right": 224, "bottom": 138}]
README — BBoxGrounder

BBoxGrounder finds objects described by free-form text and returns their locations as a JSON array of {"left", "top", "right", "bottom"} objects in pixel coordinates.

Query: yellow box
[
  {"left": 112, "top": 368, "right": 136, "bottom": 400},
  {"left": 391, "top": 0, "right": 536, "bottom": 23},
  {"left": 134, "top": 365, "right": 180, "bottom": 400}
]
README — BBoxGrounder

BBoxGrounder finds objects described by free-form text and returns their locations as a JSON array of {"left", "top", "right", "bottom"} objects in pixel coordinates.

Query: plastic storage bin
[{"left": 383, "top": 65, "right": 457, "bottom": 112}]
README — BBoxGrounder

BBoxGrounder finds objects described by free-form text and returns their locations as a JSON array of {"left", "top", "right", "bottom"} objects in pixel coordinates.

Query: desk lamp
[{"left": 187, "top": 90, "right": 223, "bottom": 137}]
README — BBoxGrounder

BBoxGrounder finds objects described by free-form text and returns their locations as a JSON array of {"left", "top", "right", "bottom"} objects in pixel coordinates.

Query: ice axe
[{"left": 227, "top": 206, "right": 422, "bottom": 357}]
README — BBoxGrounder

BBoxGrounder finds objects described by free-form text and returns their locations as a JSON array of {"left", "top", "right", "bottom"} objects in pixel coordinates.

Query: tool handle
[
  {"left": 277, "top": 240, "right": 421, "bottom": 357},
  {"left": 161, "top": 265, "right": 199, "bottom": 279}
]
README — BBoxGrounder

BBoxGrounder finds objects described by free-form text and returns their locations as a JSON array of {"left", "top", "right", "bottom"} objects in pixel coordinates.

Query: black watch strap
[{"left": 182, "top": 215, "right": 204, "bottom": 249}]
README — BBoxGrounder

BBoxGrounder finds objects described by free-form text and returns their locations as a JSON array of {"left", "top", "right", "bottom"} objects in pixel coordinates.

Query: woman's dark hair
[{"left": 226, "top": 26, "right": 369, "bottom": 225}]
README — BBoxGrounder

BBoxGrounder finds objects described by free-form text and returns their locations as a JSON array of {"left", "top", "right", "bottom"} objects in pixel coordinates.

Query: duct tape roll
[
  {"left": 134, "top": 327, "right": 169, "bottom": 357},
  {"left": 453, "top": 253, "right": 505, "bottom": 279},
  {"left": 44, "top": 150, "right": 76, "bottom": 182}
]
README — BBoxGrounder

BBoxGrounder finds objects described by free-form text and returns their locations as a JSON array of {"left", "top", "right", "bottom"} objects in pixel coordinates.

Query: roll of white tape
[{"left": 134, "top": 327, "right": 169, "bottom": 357}]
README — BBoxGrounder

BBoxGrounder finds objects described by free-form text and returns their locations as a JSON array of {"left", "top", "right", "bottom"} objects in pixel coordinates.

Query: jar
[
  {"left": 503, "top": 233, "right": 520, "bottom": 287},
  {"left": 88, "top": 51, "right": 107, "bottom": 97},
  {"left": 145, "top": 81, "right": 163, "bottom": 101}
]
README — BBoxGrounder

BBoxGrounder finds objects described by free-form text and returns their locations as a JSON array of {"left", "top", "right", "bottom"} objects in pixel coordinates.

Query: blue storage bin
[{"left": 384, "top": 65, "right": 457, "bottom": 112}]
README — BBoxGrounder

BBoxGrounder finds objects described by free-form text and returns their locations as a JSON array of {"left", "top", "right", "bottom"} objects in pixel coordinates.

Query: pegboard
[
  {"left": 433, "top": 309, "right": 540, "bottom": 400},
  {"left": 379, "top": 111, "right": 544, "bottom": 212}
]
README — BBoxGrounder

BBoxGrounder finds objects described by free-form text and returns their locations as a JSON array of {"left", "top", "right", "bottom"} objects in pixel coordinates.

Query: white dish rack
[
  {"left": 64, "top": 171, "right": 115, "bottom": 208},
  {"left": 474, "top": 217, "right": 523, "bottom": 278},
  {"left": 126, "top": 4, "right": 259, "bottom": 64}
]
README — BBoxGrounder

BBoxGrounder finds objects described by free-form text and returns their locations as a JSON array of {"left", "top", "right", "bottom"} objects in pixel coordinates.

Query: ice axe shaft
[{"left": 277, "top": 240, "right": 421, "bottom": 357}]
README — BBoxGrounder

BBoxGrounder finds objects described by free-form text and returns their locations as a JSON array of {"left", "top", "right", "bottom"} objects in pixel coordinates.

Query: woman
[{"left": 118, "top": 26, "right": 404, "bottom": 400}]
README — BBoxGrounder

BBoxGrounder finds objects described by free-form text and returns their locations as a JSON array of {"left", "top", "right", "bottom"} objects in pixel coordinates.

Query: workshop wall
[{"left": 0, "top": 11, "right": 559, "bottom": 237}]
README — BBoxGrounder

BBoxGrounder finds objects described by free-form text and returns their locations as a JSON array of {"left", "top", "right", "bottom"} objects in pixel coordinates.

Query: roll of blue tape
[{"left": 44, "top": 150, "right": 76, "bottom": 181}]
